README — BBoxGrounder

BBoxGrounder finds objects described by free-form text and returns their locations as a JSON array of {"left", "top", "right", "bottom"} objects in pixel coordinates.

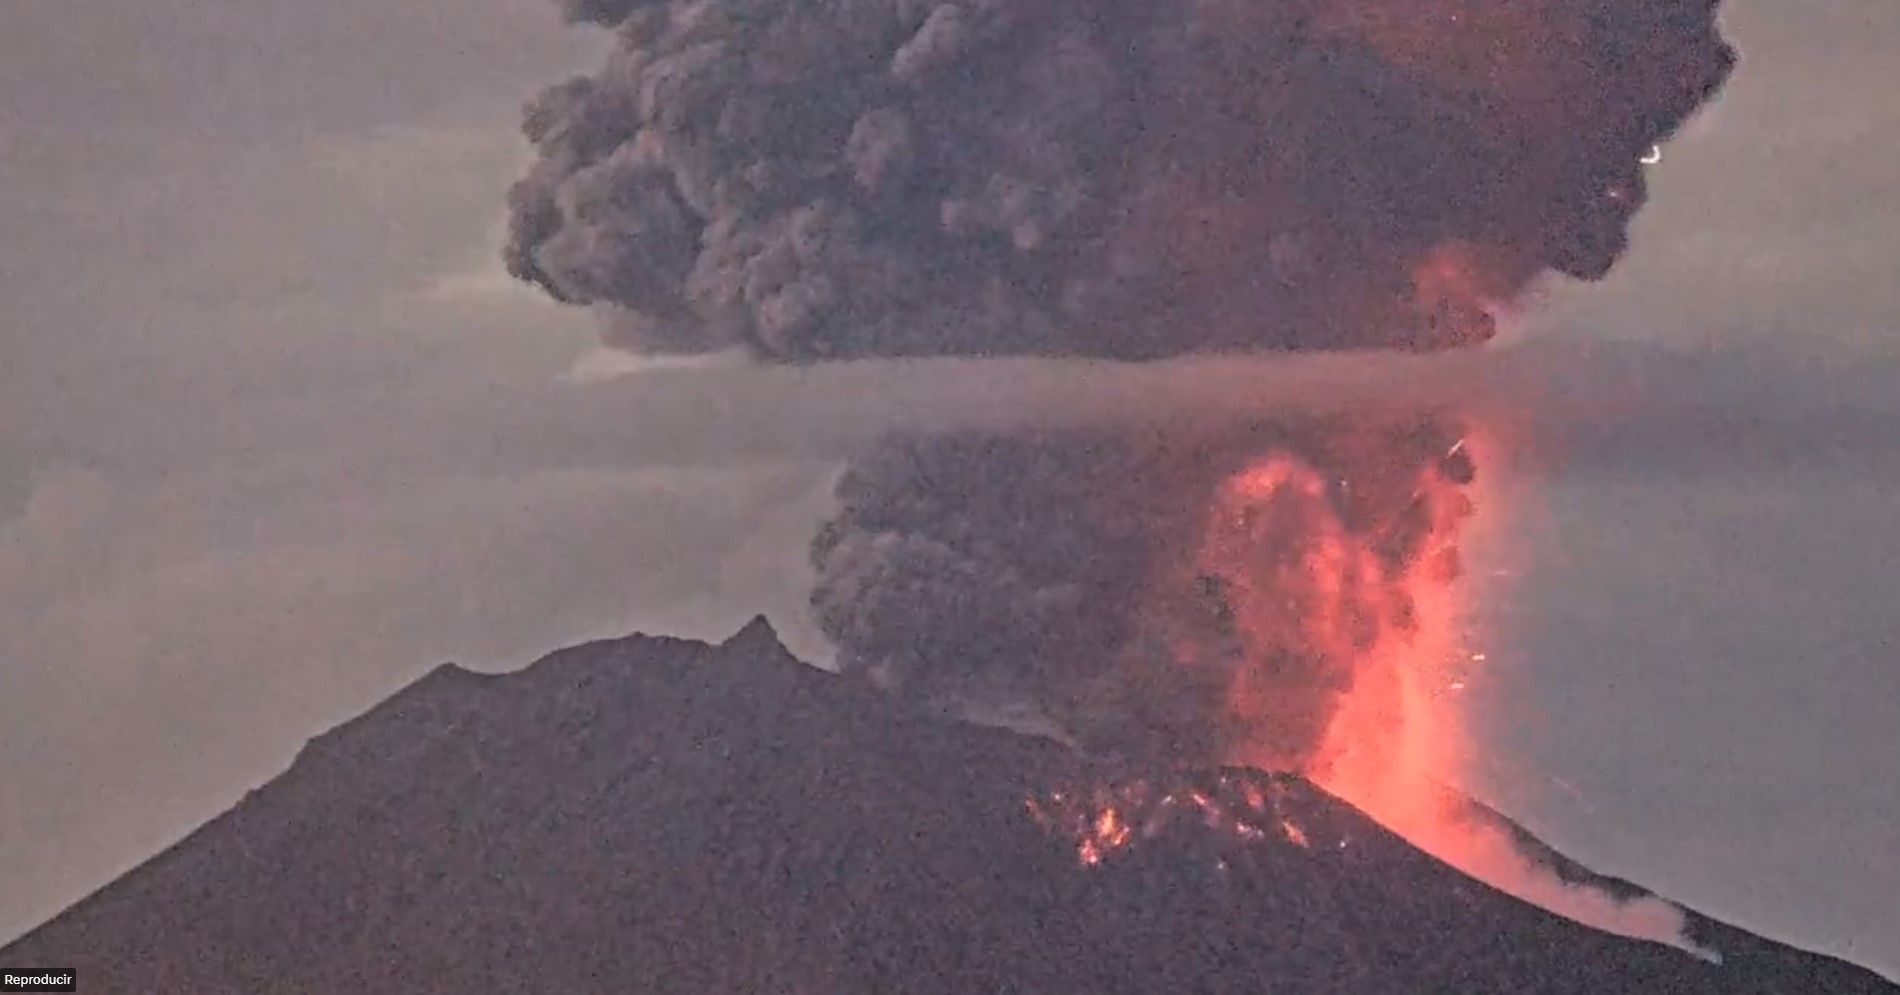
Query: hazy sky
[{"left": 2, "top": 0, "right": 1897, "bottom": 976}]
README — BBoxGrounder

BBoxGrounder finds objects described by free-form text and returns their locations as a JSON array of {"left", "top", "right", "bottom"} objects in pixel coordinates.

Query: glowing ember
[
  {"left": 1033, "top": 420, "right": 1499, "bottom": 875},
  {"left": 1308, "top": 428, "right": 1499, "bottom": 871},
  {"left": 1152, "top": 417, "right": 1482, "bottom": 781},
  {"left": 1026, "top": 770, "right": 1326, "bottom": 868}
]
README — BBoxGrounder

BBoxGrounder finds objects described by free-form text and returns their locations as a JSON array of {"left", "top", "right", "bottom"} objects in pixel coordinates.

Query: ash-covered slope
[{"left": 6, "top": 619, "right": 1892, "bottom": 995}]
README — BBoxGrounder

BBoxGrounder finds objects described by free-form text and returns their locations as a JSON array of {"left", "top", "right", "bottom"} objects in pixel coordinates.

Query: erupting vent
[
  {"left": 812, "top": 415, "right": 1489, "bottom": 795},
  {"left": 498, "top": 0, "right": 1745, "bottom": 964},
  {"left": 1026, "top": 769, "right": 1340, "bottom": 868}
]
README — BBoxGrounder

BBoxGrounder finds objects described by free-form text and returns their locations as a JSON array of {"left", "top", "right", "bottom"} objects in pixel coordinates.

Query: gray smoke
[
  {"left": 499, "top": 2, "right": 1746, "bottom": 952},
  {"left": 810, "top": 417, "right": 1476, "bottom": 768},
  {"left": 506, "top": 0, "right": 1734, "bottom": 360},
  {"left": 500, "top": 0, "right": 1739, "bottom": 791}
]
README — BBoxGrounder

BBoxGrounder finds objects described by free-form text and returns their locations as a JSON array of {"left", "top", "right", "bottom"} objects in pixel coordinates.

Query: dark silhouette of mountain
[{"left": 5, "top": 618, "right": 1893, "bottom": 994}]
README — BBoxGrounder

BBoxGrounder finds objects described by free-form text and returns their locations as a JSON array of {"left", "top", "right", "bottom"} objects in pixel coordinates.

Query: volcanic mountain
[{"left": 5, "top": 619, "right": 1892, "bottom": 994}]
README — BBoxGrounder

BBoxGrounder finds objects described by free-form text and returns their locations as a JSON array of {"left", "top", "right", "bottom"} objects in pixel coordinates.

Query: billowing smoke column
[
  {"left": 504, "top": 0, "right": 1736, "bottom": 779},
  {"left": 508, "top": 0, "right": 1737, "bottom": 950},
  {"left": 506, "top": 0, "right": 1735, "bottom": 359},
  {"left": 811, "top": 417, "right": 1476, "bottom": 773}
]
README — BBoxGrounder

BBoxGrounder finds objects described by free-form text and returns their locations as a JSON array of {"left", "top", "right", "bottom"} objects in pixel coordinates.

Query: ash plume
[
  {"left": 810, "top": 416, "right": 1476, "bottom": 771},
  {"left": 502, "top": 0, "right": 1742, "bottom": 958},
  {"left": 506, "top": 0, "right": 1735, "bottom": 360}
]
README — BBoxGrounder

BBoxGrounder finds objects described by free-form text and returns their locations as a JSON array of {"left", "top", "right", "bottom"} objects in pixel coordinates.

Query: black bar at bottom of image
[{"left": 0, "top": 970, "right": 76, "bottom": 993}]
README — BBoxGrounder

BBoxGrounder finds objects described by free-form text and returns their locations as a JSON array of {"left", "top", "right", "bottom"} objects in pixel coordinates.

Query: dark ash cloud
[
  {"left": 505, "top": 0, "right": 1734, "bottom": 360},
  {"left": 810, "top": 416, "right": 1477, "bottom": 771}
]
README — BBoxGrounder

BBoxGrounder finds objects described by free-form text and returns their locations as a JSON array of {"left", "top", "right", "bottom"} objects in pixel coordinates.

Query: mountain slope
[{"left": 5, "top": 618, "right": 1893, "bottom": 994}]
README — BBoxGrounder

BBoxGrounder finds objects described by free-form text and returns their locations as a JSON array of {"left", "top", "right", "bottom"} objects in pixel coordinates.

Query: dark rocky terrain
[{"left": 6, "top": 618, "right": 1894, "bottom": 994}]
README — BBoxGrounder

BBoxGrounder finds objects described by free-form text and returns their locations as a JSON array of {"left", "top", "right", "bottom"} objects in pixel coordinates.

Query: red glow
[
  {"left": 1410, "top": 241, "right": 1525, "bottom": 347},
  {"left": 1307, "top": 0, "right": 1604, "bottom": 144},
  {"left": 1180, "top": 423, "right": 1495, "bottom": 865},
  {"left": 1306, "top": 426, "right": 1498, "bottom": 864},
  {"left": 1030, "top": 418, "right": 1501, "bottom": 871},
  {"left": 1025, "top": 772, "right": 1322, "bottom": 868}
]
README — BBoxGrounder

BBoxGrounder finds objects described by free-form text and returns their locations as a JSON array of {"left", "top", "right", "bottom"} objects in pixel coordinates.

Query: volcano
[{"left": 4, "top": 619, "right": 1891, "bottom": 994}]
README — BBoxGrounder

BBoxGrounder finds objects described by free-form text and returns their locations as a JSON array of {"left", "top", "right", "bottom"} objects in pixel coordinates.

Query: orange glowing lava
[
  {"left": 1299, "top": 424, "right": 1501, "bottom": 870},
  {"left": 1184, "top": 417, "right": 1482, "bottom": 788},
  {"left": 1017, "top": 419, "right": 1729, "bottom": 957},
  {"left": 1025, "top": 770, "right": 1328, "bottom": 868},
  {"left": 1033, "top": 418, "right": 1503, "bottom": 872}
]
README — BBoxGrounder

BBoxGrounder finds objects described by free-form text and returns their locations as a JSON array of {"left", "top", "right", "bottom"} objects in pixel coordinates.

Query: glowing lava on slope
[
  {"left": 1032, "top": 420, "right": 1498, "bottom": 871},
  {"left": 1018, "top": 410, "right": 1712, "bottom": 953},
  {"left": 1305, "top": 426, "right": 1496, "bottom": 869},
  {"left": 1025, "top": 769, "right": 1332, "bottom": 869}
]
